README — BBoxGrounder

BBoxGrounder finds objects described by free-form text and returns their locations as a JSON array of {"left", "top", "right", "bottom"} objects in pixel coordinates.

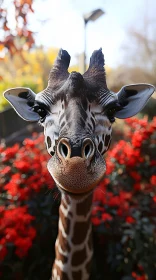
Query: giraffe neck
[{"left": 52, "top": 192, "right": 93, "bottom": 280}]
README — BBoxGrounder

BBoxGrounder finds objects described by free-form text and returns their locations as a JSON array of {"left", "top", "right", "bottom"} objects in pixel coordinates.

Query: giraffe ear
[
  {"left": 115, "top": 84, "right": 155, "bottom": 119},
  {"left": 3, "top": 87, "right": 40, "bottom": 122}
]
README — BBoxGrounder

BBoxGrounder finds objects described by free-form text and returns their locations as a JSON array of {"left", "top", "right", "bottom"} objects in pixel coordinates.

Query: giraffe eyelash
[
  {"left": 105, "top": 104, "right": 121, "bottom": 123},
  {"left": 33, "top": 104, "right": 49, "bottom": 123}
]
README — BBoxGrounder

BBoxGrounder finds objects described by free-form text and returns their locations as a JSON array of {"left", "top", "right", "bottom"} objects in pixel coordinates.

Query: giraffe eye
[
  {"left": 33, "top": 106, "right": 47, "bottom": 121},
  {"left": 107, "top": 108, "right": 116, "bottom": 115},
  {"left": 106, "top": 107, "right": 116, "bottom": 122}
]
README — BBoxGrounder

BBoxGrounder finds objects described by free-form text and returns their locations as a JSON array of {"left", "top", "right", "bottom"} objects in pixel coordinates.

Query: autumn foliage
[
  {"left": 0, "top": 0, "right": 34, "bottom": 58},
  {"left": 0, "top": 117, "right": 156, "bottom": 280}
]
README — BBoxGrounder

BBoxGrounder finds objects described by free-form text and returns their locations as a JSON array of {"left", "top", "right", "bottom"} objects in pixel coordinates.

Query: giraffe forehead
[
  {"left": 44, "top": 98, "right": 113, "bottom": 137},
  {"left": 45, "top": 99, "right": 111, "bottom": 133},
  {"left": 35, "top": 85, "right": 117, "bottom": 117}
]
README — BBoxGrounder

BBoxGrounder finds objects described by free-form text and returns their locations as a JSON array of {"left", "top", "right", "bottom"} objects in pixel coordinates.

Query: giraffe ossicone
[{"left": 3, "top": 48, "right": 155, "bottom": 279}]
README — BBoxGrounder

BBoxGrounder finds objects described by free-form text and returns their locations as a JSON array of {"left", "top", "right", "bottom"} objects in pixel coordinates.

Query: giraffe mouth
[
  {"left": 47, "top": 155, "right": 106, "bottom": 194},
  {"left": 58, "top": 187, "right": 93, "bottom": 197}
]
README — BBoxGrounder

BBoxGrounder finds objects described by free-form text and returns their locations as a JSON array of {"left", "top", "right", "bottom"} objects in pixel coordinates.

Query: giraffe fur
[
  {"left": 52, "top": 193, "right": 93, "bottom": 280},
  {"left": 3, "top": 48, "right": 155, "bottom": 280}
]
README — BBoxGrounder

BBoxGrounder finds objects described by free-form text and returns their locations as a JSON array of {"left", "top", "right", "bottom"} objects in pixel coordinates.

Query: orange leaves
[
  {"left": 0, "top": 44, "right": 4, "bottom": 51},
  {"left": 0, "top": 0, "right": 35, "bottom": 59},
  {"left": 19, "top": 0, "right": 33, "bottom": 5}
]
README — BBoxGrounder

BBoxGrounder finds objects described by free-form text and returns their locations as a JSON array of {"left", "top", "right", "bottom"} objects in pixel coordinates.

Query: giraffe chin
[{"left": 47, "top": 155, "right": 106, "bottom": 195}]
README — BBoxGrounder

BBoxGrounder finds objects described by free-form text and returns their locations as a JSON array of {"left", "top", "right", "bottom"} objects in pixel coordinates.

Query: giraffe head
[{"left": 4, "top": 49, "right": 155, "bottom": 195}]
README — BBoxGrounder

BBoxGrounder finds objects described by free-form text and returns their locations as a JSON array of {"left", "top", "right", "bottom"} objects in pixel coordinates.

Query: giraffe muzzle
[
  {"left": 57, "top": 137, "right": 95, "bottom": 161},
  {"left": 48, "top": 137, "right": 106, "bottom": 194}
]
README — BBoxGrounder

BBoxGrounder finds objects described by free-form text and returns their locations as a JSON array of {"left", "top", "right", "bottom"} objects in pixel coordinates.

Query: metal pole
[{"left": 83, "top": 20, "right": 87, "bottom": 73}]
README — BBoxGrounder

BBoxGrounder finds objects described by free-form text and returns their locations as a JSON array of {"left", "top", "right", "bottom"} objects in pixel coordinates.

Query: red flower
[
  {"left": 0, "top": 206, "right": 5, "bottom": 215},
  {"left": 14, "top": 161, "right": 30, "bottom": 172},
  {"left": 132, "top": 131, "right": 143, "bottom": 148},
  {"left": 101, "top": 213, "right": 113, "bottom": 222},
  {"left": 150, "top": 160, "right": 156, "bottom": 166},
  {"left": 117, "top": 208, "right": 123, "bottom": 217},
  {"left": 119, "top": 191, "right": 132, "bottom": 201},
  {"left": 150, "top": 175, "right": 156, "bottom": 186},
  {"left": 132, "top": 271, "right": 147, "bottom": 280},
  {"left": 92, "top": 217, "right": 101, "bottom": 226},
  {"left": 23, "top": 138, "right": 35, "bottom": 147},
  {"left": 27, "top": 227, "right": 36, "bottom": 239},
  {"left": 132, "top": 272, "right": 137, "bottom": 278},
  {"left": 92, "top": 205, "right": 104, "bottom": 216},
  {"left": 126, "top": 216, "right": 136, "bottom": 224},
  {"left": 15, "top": 237, "right": 32, "bottom": 258},
  {"left": 93, "top": 188, "right": 106, "bottom": 204},
  {"left": 130, "top": 171, "right": 141, "bottom": 182},
  {"left": 5, "top": 228, "right": 18, "bottom": 242},
  {"left": 108, "top": 196, "right": 120, "bottom": 207},
  {"left": 4, "top": 181, "right": 19, "bottom": 197},
  {"left": 0, "top": 166, "right": 11, "bottom": 175},
  {"left": 1, "top": 144, "right": 19, "bottom": 162},
  {"left": 134, "top": 183, "right": 142, "bottom": 191},
  {"left": 106, "top": 160, "right": 115, "bottom": 175},
  {"left": 153, "top": 196, "right": 156, "bottom": 203},
  {"left": 0, "top": 205, "right": 36, "bottom": 260}
]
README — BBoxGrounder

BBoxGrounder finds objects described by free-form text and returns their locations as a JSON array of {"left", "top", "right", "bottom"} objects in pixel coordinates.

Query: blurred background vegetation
[
  {"left": 0, "top": 1, "right": 156, "bottom": 280},
  {"left": 0, "top": 0, "right": 155, "bottom": 114}
]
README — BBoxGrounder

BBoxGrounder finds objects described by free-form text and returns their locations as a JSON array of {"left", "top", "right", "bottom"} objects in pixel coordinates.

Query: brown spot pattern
[
  {"left": 86, "top": 259, "right": 92, "bottom": 275},
  {"left": 72, "top": 247, "right": 87, "bottom": 266},
  {"left": 52, "top": 264, "right": 69, "bottom": 280},
  {"left": 55, "top": 248, "right": 68, "bottom": 264},
  {"left": 52, "top": 194, "right": 93, "bottom": 279},
  {"left": 57, "top": 230, "right": 71, "bottom": 252},
  {"left": 72, "top": 270, "right": 82, "bottom": 279},
  {"left": 72, "top": 218, "right": 90, "bottom": 245},
  {"left": 62, "top": 199, "right": 68, "bottom": 210},
  {"left": 76, "top": 194, "right": 92, "bottom": 217},
  {"left": 64, "top": 194, "right": 70, "bottom": 205},
  {"left": 60, "top": 207, "right": 70, "bottom": 234}
]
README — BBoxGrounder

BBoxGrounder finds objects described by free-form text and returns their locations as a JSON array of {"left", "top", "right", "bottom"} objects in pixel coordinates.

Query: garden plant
[{"left": 0, "top": 116, "right": 155, "bottom": 280}]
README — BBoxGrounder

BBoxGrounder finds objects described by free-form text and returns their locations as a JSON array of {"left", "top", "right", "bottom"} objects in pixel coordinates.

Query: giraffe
[{"left": 3, "top": 48, "right": 155, "bottom": 280}]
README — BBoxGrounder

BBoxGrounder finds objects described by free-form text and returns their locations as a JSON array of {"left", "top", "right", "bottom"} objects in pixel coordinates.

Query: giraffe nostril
[
  {"left": 84, "top": 144, "right": 91, "bottom": 158},
  {"left": 57, "top": 138, "right": 71, "bottom": 159},
  {"left": 59, "top": 142, "right": 69, "bottom": 158},
  {"left": 82, "top": 138, "right": 95, "bottom": 159}
]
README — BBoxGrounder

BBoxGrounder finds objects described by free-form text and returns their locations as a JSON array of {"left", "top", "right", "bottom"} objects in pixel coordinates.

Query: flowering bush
[
  {"left": 0, "top": 117, "right": 156, "bottom": 280},
  {"left": 0, "top": 134, "right": 57, "bottom": 279},
  {"left": 92, "top": 117, "right": 156, "bottom": 280}
]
